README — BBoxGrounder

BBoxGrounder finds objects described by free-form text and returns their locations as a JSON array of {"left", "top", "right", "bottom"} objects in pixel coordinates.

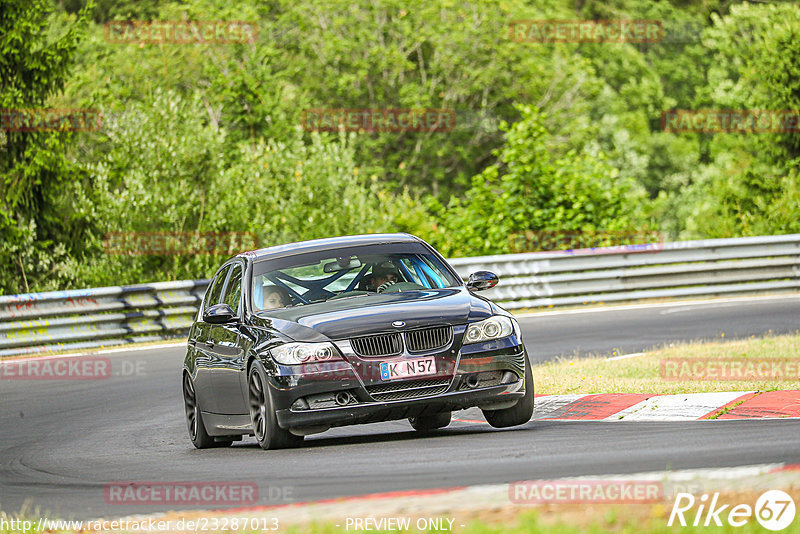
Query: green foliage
[
  {"left": 61, "top": 0, "right": 168, "bottom": 23},
  {"left": 2, "top": 0, "right": 799, "bottom": 294},
  {"left": 61, "top": 90, "right": 396, "bottom": 287},
  {"left": 71, "top": 90, "right": 227, "bottom": 285},
  {"left": 676, "top": 3, "right": 800, "bottom": 237},
  {"left": 208, "top": 131, "right": 390, "bottom": 245},
  {"left": 431, "top": 106, "right": 650, "bottom": 257},
  {"left": 0, "top": 0, "right": 92, "bottom": 293},
  {"left": 268, "top": 0, "right": 567, "bottom": 196}
]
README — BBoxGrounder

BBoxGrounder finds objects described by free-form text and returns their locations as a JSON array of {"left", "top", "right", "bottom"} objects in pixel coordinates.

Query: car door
[
  {"left": 206, "top": 261, "right": 249, "bottom": 415},
  {"left": 191, "top": 264, "right": 230, "bottom": 412}
]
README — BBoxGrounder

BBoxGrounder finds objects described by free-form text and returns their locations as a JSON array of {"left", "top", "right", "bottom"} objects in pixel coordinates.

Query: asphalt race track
[
  {"left": 521, "top": 295, "right": 800, "bottom": 362},
  {"left": 1, "top": 295, "right": 798, "bottom": 519}
]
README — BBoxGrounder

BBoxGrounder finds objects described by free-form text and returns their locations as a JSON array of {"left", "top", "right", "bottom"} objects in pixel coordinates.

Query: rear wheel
[
  {"left": 183, "top": 373, "right": 231, "bottom": 449},
  {"left": 409, "top": 411, "right": 451, "bottom": 431},
  {"left": 248, "top": 360, "right": 303, "bottom": 450},
  {"left": 482, "top": 355, "right": 534, "bottom": 428}
]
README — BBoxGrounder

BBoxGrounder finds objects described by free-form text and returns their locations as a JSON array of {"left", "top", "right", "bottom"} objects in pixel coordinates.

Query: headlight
[
  {"left": 270, "top": 342, "right": 341, "bottom": 365},
  {"left": 463, "top": 316, "right": 514, "bottom": 344}
]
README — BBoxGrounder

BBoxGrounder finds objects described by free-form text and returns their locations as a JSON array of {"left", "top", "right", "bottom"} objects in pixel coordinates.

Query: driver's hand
[{"left": 376, "top": 280, "right": 398, "bottom": 293}]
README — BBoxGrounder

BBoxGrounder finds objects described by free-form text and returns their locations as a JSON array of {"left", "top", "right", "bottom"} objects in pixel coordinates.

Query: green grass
[{"left": 534, "top": 333, "right": 800, "bottom": 395}]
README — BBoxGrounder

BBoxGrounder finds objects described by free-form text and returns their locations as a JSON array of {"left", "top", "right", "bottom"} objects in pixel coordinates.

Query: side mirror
[
  {"left": 204, "top": 303, "right": 237, "bottom": 324},
  {"left": 466, "top": 271, "right": 499, "bottom": 292}
]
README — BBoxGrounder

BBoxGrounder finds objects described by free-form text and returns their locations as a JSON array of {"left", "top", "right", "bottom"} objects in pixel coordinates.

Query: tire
[
  {"left": 247, "top": 360, "right": 304, "bottom": 450},
  {"left": 482, "top": 355, "right": 534, "bottom": 428},
  {"left": 183, "top": 373, "right": 232, "bottom": 449},
  {"left": 409, "top": 411, "right": 451, "bottom": 431}
]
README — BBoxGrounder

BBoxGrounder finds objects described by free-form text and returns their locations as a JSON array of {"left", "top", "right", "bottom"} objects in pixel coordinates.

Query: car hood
[{"left": 250, "top": 288, "right": 495, "bottom": 341}]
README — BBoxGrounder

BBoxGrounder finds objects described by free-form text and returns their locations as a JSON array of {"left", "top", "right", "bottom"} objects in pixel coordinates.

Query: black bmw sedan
[{"left": 182, "top": 233, "right": 533, "bottom": 449}]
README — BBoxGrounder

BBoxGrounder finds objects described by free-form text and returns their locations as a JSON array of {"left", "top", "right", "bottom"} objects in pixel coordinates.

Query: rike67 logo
[{"left": 669, "top": 490, "right": 796, "bottom": 531}]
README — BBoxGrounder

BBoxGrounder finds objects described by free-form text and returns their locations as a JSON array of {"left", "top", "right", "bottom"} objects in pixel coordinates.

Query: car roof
[{"left": 237, "top": 233, "right": 424, "bottom": 261}]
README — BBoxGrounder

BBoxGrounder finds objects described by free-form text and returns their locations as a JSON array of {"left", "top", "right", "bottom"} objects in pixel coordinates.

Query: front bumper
[
  {"left": 275, "top": 379, "right": 524, "bottom": 429},
  {"left": 269, "top": 338, "right": 529, "bottom": 431}
]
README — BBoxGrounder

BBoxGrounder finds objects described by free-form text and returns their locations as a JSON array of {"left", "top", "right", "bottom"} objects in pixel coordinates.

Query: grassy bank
[{"left": 534, "top": 333, "right": 800, "bottom": 395}]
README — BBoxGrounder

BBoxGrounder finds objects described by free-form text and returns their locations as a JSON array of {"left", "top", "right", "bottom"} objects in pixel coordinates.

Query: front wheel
[
  {"left": 183, "top": 373, "right": 231, "bottom": 449},
  {"left": 248, "top": 360, "right": 303, "bottom": 450},
  {"left": 409, "top": 411, "right": 451, "bottom": 431},
  {"left": 482, "top": 355, "right": 534, "bottom": 428}
]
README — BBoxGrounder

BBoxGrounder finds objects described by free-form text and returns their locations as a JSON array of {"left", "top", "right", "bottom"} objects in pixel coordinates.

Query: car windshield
[{"left": 251, "top": 242, "right": 461, "bottom": 311}]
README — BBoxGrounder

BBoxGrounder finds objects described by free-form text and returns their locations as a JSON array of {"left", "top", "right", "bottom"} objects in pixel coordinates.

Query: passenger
[{"left": 262, "top": 285, "right": 291, "bottom": 310}]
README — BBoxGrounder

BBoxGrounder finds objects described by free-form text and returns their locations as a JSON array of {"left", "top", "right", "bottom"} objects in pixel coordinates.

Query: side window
[
  {"left": 222, "top": 264, "right": 243, "bottom": 314},
  {"left": 203, "top": 265, "right": 230, "bottom": 312}
]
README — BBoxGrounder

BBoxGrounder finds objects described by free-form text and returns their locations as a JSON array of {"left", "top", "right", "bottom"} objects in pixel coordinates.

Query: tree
[
  {"left": 0, "top": 0, "right": 93, "bottom": 294},
  {"left": 431, "top": 105, "right": 650, "bottom": 257},
  {"left": 679, "top": 3, "right": 800, "bottom": 237},
  {"left": 71, "top": 89, "right": 397, "bottom": 287}
]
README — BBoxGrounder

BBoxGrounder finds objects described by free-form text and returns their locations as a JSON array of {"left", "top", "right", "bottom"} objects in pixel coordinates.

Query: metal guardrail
[
  {"left": 448, "top": 234, "right": 800, "bottom": 308},
  {"left": 0, "top": 281, "right": 208, "bottom": 357},
  {"left": 1, "top": 234, "right": 798, "bottom": 357}
]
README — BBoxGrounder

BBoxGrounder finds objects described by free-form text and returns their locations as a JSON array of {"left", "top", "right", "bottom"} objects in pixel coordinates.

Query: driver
[
  {"left": 262, "top": 285, "right": 291, "bottom": 309},
  {"left": 371, "top": 262, "right": 401, "bottom": 292}
]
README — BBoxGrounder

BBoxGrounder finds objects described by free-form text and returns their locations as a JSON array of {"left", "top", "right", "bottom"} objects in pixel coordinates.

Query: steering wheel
[{"left": 376, "top": 280, "right": 397, "bottom": 293}]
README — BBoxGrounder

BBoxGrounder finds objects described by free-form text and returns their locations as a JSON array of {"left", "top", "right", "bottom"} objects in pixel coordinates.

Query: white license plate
[{"left": 380, "top": 357, "right": 436, "bottom": 380}]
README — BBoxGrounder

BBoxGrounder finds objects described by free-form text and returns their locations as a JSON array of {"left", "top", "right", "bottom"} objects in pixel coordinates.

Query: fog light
[{"left": 291, "top": 398, "right": 309, "bottom": 411}]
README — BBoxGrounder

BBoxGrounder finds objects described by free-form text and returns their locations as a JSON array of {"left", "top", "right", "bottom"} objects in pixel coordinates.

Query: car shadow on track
[{"left": 228, "top": 421, "right": 537, "bottom": 450}]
